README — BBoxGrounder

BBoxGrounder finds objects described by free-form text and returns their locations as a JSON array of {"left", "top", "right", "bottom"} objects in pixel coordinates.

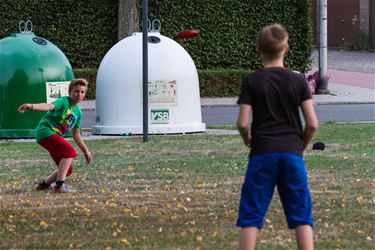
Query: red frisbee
[{"left": 176, "top": 29, "right": 200, "bottom": 39}]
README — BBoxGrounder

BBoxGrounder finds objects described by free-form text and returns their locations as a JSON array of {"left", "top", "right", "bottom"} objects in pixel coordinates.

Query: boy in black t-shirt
[{"left": 236, "top": 23, "right": 318, "bottom": 250}]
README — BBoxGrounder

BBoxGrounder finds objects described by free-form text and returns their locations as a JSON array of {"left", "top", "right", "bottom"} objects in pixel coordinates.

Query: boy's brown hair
[
  {"left": 257, "top": 23, "right": 289, "bottom": 61},
  {"left": 69, "top": 78, "right": 88, "bottom": 93}
]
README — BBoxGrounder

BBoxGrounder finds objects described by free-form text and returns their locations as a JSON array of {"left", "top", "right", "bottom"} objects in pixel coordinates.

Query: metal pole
[
  {"left": 142, "top": 0, "right": 149, "bottom": 142},
  {"left": 318, "top": 0, "right": 328, "bottom": 93},
  {"left": 317, "top": 0, "right": 320, "bottom": 69}
]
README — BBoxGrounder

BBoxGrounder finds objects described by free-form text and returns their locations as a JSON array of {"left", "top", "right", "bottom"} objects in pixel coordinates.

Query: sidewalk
[{"left": 307, "top": 49, "right": 374, "bottom": 104}]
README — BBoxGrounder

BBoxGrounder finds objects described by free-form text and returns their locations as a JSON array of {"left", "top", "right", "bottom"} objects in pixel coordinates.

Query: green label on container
[{"left": 151, "top": 109, "right": 169, "bottom": 124}]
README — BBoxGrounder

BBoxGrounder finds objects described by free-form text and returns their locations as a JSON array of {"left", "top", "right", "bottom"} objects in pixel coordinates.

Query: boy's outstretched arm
[
  {"left": 237, "top": 104, "right": 252, "bottom": 147},
  {"left": 72, "top": 128, "right": 92, "bottom": 164},
  {"left": 301, "top": 99, "right": 319, "bottom": 152},
  {"left": 17, "top": 103, "right": 54, "bottom": 113}
]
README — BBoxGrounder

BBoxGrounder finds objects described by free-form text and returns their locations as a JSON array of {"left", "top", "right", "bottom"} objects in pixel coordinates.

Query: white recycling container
[{"left": 92, "top": 31, "right": 206, "bottom": 135}]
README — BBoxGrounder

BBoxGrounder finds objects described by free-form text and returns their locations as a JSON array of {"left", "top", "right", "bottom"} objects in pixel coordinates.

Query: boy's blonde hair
[
  {"left": 257, "top": 23, "right": 289, "bottom": 61},
  {"left": 69, "top": 78, "right": 89, "bottom": 93}
]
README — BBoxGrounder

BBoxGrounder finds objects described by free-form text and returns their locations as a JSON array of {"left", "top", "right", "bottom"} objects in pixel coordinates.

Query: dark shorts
[
  {"left": 38, "top": 134, "right": 77, "bottom": 177},
  {"left": 236, "top": 152, "right": 313, "bottom": 229}
]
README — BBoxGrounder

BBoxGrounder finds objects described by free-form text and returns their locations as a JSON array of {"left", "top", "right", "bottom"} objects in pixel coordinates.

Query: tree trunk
[{"left": 118, "top": 0, "right": 139, "bottom": 41}]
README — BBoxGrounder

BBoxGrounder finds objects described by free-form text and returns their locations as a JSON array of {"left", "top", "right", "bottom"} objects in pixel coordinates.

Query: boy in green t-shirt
[{"left": 18, "top": 79, "right": 92, "bottom": 193}]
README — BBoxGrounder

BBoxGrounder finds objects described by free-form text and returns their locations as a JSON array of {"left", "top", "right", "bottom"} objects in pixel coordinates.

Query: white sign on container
[{"left": 46, "top": 81, "right": 69, "bottom": 103}]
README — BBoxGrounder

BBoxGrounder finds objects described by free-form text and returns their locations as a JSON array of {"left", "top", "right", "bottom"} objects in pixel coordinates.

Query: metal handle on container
[
  {"left": 147, "top": 19, "right": 161, "bottom": 32},
  {"left": 18, "top": 20, "right": 33, "bottom": 33}
]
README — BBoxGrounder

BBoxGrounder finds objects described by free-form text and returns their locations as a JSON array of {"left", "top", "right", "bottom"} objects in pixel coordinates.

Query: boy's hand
[
  {"left": 17, "top": 103, "right": 33, "bottom": 113},
  {"left": 84, "top": 151, "right": 92, "bottom": 164},
  {"left": 244, "top": 135, "right": 251, "bottom": 148}
]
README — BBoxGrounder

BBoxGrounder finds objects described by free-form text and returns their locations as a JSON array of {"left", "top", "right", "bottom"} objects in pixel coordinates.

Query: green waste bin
[{"left": 0, "top": 26, "right": 74, "bottom": 138}]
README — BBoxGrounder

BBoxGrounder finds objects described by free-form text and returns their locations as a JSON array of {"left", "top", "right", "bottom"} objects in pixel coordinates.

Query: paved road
[
  {"left": 314, "top": 104, "right": 375, "bottom": 123},
  {"left": 201, "top": 104, "right": 375, "bottom": 125},
  {"left": 82, "top": 104, "right": 375, "bottom": 128}
]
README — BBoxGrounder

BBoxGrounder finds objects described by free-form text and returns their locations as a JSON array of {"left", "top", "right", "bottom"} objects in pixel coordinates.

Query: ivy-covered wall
[
  {"left": 0, "top": 0, "right": 312, "bottom": 72},
  {"left": 148, "top": 0, "right": 313, "bottom": 72}
]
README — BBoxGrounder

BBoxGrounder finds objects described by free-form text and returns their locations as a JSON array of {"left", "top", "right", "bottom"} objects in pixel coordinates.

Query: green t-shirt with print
[{"left": 35, "top": 96, "right": 82, "bottom": 142}]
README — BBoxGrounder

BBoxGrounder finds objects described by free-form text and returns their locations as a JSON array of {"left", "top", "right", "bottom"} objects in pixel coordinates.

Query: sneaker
[
  {"left": 36, "top": 180, "right": 51, "bottom": 191},
  {"left": 53, "top": 183, "right": 70, "bottom": 193}
]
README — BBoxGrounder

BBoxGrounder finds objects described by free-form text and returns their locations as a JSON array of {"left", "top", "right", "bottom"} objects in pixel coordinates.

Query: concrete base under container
[
  {"left": 91, "top": 123, "right": 206, "bottom": 135},
  {"left": 0, "top": 129, "right": 35, "bottom": 139}
]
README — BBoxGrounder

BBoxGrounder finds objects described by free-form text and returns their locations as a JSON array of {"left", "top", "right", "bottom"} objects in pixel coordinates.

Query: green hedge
[
  {"left": 198, "top": 69, "right": 248, "bottom": 97},
  {"left": 148, "top": 0, "right": 313, "bottom": 72},
  {"left": 1, "top": 0, "right": 312, "bottom": 72},
  {"left": 74, "top": 68, "right": 249, "bottom": 100}
]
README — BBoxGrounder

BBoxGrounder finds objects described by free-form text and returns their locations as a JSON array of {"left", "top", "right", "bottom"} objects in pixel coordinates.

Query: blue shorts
[{"left": 236, "top": 152, "right": 313, "bottom": 229}]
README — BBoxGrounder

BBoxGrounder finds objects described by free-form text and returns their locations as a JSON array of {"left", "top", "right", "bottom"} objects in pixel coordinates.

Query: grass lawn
[{"left": 0, "top": 123, "right": 374, "bottom": 249}]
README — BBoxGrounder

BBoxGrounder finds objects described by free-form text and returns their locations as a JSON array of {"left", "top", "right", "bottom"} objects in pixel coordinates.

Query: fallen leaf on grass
[
  {"left": 185, "top": 220, "right": 195, "bottom": 225},
  {"left": 120, "top": 238, "right": 130, "bottom": 245},
  {"left": 177, "top": 203, "right": 188, "bottom": 212},
  {"left": 39, "top": 221, "right": 48, "bottom": 229},
  {"left": 196, "top": 236, "right": 203, "bottom": 242},
  {"left": 130, "top": 213, "right": 139, "bottom": 218},
  {"left": 356, "top": 196, "right": 364, "bottom": 204},
  {"left": 126, "top": 165, "right": 135, "bottom": 172}
]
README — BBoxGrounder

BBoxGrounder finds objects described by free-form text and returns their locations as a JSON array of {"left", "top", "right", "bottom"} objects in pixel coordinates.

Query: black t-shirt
[{"left": 237, "top": 67, "right": 312, "bottom": 156}]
